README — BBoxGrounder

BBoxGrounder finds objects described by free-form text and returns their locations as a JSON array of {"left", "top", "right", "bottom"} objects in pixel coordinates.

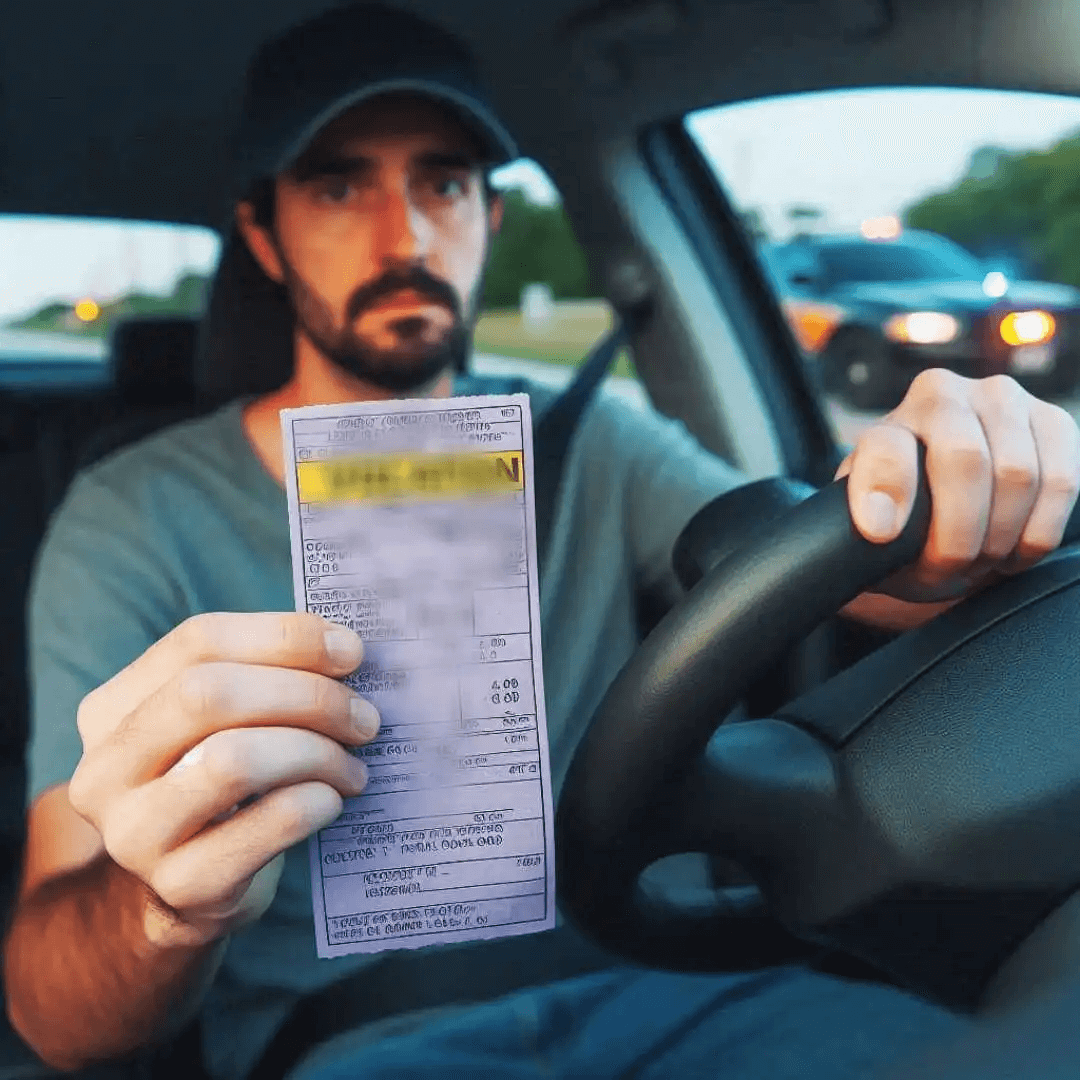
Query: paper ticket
[{"left": 280, "top": 394, "right": 556, "bottom": 958}]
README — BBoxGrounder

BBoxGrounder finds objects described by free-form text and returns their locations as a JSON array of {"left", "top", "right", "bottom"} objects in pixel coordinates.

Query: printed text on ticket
[{"left": 280, "top": 394, "right": 556, "bottom": 958}]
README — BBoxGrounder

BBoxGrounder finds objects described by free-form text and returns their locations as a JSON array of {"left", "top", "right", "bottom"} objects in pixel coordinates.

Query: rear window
[
  {"left": 1, "top": 162, "right": 636, "bottom": 398},
  {"left": 0, "top": 216, "right": 220, "bottom": 366}
]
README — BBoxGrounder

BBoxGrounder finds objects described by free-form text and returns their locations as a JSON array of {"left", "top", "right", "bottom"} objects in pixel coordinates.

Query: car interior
[{"left": 3, "top": 0, "right": 1080, "bottom": 1077}]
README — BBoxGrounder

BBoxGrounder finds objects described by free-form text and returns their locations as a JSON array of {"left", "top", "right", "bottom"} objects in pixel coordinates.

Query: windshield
[
  {"left": 685, "top": 85, "right": 1080, "bottom": 442},
  {"left": 758, "top": 244, "right": 819, "bottom": 288},
  {"left": 813, "top": 237, "right": 986, "bottom": 284}
]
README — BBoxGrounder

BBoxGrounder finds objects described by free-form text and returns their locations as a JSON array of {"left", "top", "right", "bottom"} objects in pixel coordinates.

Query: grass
[{"left": 473, "top": 303, "right": 637, "bottom": 379}]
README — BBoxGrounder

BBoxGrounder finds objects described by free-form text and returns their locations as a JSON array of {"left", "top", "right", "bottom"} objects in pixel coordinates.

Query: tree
[
  {"left": 787, "top": 205, "right": 824, "bottom": 222},
  {"left": 7, "top": 270, "right": 212, "bottom": 337},
  {"left": 13, "top": 302, "right": 71, "bottom": 333},
  {"left": 172, "top": 272, "right": 209, "bottom": 310},
  {"left": 905, "top": 132, "right": 1080, "bottom": 287},
  {"left": 965, "top": 146, "right": 1012, "bottom": 182},
  {"left": 481, "top": 189, "right": 599, "bottom": 309},
  {"left": 785, "top": 204, "right": 826, "bottom": 240},
  {"left": 10, "top": 187, "right": 600, "bottom": 335}
]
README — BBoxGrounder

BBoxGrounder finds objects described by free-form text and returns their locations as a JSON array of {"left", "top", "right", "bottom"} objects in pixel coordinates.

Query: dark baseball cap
[{"left": 232, "top": 2, "right": 519, "bottom": 195}]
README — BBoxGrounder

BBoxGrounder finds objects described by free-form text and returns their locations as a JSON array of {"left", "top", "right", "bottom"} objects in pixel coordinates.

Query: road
[
  {"left": 478, "top": 352, "right": 1080, "bottom": 450},
  {"left": 3, "top": 335, "right": 1076, "bottom": 445},
  {"left": 472, "top": 352, "right": 647, "bottom": 407}
]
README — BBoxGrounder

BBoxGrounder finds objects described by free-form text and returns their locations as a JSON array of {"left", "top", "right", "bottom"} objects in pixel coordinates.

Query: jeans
[{"left": 286, "top": 965, "right": 971, "bottom": 1080}]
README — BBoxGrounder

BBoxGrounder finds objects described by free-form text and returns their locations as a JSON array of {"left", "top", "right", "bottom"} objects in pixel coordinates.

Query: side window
[
  {"left": 1, "top": 176, "right": 633, "bottom": 399},
  {"left": 1, "top": 217, "right": 219, "bottom": 368},
  {"left": 474, "top": 159, "right": 640, "bottom": 399},
  {"left": 685, "top": 89, "right": 1080, "bottom": 446}
]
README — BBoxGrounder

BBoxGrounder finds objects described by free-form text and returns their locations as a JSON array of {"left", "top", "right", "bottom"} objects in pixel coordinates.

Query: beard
[{"left": 278, "top": 254, "right": 479, "bottom": 395}]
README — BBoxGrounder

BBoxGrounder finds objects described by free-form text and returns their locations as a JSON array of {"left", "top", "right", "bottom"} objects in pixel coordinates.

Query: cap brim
[{"left": 273, "top": 78, "right": 519, "bottom": 175}]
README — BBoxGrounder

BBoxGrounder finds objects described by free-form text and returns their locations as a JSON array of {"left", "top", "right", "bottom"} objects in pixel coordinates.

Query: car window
[
  {"left": 685, "top": 88, "right": 1080, "bottom": 447},
  {"left": 474, "top": 160, "right": 643, "bottom": 402},
  {"left": 0, "top": 168, "right": 636, "bottom": 399},
  {"left": 0, "top": 216, "right": 220, "bottom": 372}
]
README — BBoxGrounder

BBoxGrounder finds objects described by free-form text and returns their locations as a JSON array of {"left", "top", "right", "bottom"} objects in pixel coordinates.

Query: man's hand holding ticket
[{"left": 280, "top": 393, "right": 556, "bottom": 958}]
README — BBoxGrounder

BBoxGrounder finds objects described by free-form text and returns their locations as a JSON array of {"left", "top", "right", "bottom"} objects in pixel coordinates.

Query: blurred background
[{"left": 8, "top": 86, "right": 1080, "bottom": 444}]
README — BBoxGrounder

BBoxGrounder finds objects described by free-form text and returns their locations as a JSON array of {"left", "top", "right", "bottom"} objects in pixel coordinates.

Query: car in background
[{"left": 761, "top": 229, "right": 1080, "bottom": 410}]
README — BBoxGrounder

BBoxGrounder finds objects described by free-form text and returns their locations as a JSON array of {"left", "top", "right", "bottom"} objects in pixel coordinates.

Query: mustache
[{"left": 346, "top": 266, "right": 463, "bottom": 323}]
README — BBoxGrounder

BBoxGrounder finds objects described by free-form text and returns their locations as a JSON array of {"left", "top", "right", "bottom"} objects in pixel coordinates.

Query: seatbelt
[{"left": 532, "top": 306, "right": 643, "bottom": 566}]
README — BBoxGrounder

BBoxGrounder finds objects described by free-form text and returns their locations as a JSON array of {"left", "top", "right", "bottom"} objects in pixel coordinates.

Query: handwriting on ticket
[{"left": 280, "top": 395, "right": 556, "bottom": 958}]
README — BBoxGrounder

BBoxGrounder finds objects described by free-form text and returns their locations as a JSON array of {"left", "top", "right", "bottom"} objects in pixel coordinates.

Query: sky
[
  {"left": 4, "top": 87, "right": 1080, "bottom": 321},
  {"left": 686, "top": 87, "right": 1080, "bottom": 239}
]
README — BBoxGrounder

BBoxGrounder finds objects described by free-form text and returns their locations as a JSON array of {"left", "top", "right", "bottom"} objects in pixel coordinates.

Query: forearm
[{"left": 3, "top": 854, "right": 228, "bottom": 1071}]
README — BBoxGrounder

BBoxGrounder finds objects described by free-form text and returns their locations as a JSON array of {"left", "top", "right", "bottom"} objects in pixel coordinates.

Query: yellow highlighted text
[{"left": 297, "top": 450, "right": 524, "bottom": 503}]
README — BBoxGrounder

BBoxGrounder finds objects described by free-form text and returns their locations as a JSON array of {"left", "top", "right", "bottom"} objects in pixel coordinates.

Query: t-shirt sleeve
[
  {"left": 617, "top": 395, "right": 748, "bottom": 608},
  {"left": 27, "top": 470, "right": 182, "bottom": 804}
]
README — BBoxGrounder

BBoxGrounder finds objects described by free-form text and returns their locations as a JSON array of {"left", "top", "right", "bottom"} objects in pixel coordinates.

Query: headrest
[
  {"left": 193, "top": 224, "right": 295, "bottom": 404},
  {"left": 109, "top": 317, "right": 199, "bottom": 407}
]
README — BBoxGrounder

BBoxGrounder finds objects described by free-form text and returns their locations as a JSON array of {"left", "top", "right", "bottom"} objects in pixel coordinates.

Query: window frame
[{"left": 639, "top": 117, "right": 844, "bottom": 488}]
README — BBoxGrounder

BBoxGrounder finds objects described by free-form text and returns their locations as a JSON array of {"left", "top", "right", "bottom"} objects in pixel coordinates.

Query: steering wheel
[{"left": 556, "top": 454, "right": 1080, "bottom": 1015}]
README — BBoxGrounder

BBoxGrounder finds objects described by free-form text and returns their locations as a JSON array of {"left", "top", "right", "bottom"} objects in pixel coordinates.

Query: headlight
[
  {"left": 1000, "top": 310, "right": 1056, "bottom": 346},
  {"left": 781, "top": 300, "right": 847, "bottom": 354},
  {"left": 883, "top": 312, "right": 961, "bottom": 345}
]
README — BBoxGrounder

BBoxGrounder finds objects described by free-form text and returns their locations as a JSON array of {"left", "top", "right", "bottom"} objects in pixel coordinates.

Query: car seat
[
  {"left": 0, "top": 313, "right": 208, "bottom": 1080},
  {"left": 75, "top": 317, "right": 202, "bottom": 471}
]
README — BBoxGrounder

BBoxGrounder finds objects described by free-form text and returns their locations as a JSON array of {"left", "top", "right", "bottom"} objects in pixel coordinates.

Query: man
[{"left": 5, "top": 4, "right": 1079, "bottom": 1079}]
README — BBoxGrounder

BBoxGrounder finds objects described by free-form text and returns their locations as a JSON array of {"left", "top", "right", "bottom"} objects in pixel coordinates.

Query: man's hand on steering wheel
[{"left": 836, "top": 369, "right": 1080, "bottom": 628}]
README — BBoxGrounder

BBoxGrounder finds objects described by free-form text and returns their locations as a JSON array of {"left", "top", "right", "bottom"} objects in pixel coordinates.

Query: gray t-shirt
[{"left": 27, "top": 375, "right": 742, "bottom": 1080}]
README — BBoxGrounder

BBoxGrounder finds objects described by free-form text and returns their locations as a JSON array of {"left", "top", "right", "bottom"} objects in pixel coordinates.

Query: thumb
[{"left": 844, "top": 425, "right": 919, "bottom": 544}]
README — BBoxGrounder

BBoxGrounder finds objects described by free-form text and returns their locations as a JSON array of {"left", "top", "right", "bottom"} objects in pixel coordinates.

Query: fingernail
[
  {"left": 350, "top": 696, "right": 381, "bottom": 741},
  {"left": 859, "top": 490, "right": 900, "bottom": 539},
  {"left": 346, "top": 753, "right": 369, "bottom": 789},
  {"left": 325, "top": 628, "right": 363, "bottom": 669}
]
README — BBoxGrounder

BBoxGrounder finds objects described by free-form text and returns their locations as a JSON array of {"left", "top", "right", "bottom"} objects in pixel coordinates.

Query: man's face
[{"left": 240, "top": 95, "right": 501, "bottom": 393}]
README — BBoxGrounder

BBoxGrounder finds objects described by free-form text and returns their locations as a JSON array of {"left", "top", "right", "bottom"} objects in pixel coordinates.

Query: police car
[{"left": 763, "top": 226, "right": 1080, "bottom": 410}]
